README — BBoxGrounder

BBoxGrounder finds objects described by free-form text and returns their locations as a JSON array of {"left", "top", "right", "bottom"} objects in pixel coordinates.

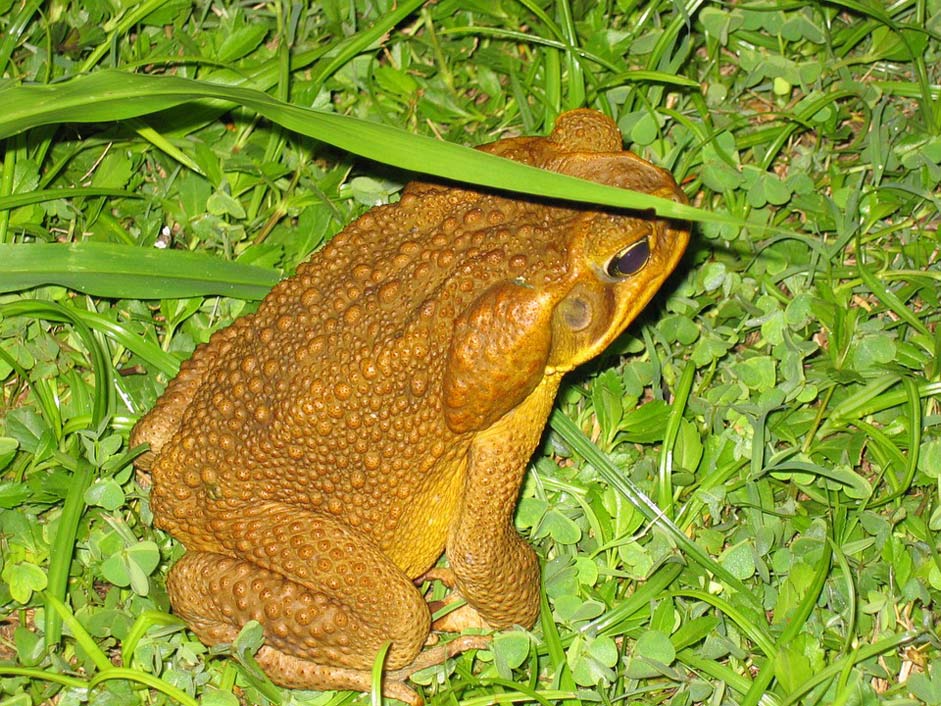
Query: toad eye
[{"left": 606, "top": 237, "right": 650, "bottom": 278}]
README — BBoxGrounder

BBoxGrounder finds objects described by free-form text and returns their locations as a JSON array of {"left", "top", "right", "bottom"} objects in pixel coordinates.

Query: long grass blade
[
  {"left": 0, "top": 70, "right": 722, "bottom": 224},
  {"left": 1, "top": 242, "right": 279, "bottom": 299}
]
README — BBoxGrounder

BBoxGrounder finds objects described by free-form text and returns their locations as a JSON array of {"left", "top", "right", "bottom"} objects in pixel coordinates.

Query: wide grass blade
[
  {"left": 0, "top": 70, "right": 719, "bottom": 224},
  {"left": 1, "top": 242, "right": 279, "bottom": 299}
]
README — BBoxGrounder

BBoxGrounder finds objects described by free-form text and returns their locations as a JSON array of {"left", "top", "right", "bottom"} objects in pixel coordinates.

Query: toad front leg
[{"left": 446, "top": 380, "right": 561, "bottom": 629}]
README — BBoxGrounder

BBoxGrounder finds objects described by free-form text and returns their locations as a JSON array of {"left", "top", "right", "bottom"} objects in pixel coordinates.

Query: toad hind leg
[{"left": 165, "top": 501, "right": 450, "bottom": 703}]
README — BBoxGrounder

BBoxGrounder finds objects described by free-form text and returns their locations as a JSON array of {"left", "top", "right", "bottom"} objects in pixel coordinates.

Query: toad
[{"left": 131, "top": 109, "right": 690, "bottom": 703}]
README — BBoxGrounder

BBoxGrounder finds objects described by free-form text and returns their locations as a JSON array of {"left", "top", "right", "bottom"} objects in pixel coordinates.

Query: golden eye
[{"left": 606, "top": 237, "right": 650, "bottom": 278}]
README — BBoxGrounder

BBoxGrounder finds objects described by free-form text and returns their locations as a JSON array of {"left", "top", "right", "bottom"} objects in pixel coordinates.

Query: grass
[{"left": 1, "top": 1, "right": 939, "bottom": 705}]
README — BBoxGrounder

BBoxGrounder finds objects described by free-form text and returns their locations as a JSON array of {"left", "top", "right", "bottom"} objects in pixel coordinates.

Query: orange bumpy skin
[{"left": 131, "top": 109, "right": 690, "bottom": 704}]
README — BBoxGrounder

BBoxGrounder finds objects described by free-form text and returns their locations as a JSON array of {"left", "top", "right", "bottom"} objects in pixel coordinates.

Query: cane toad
[{"left": 131, "top": 109, "right": 690, "bottom": 703}]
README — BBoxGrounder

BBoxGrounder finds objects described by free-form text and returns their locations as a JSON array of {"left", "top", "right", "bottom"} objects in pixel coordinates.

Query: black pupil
[{"left": 608, "top": 238, "right": 650, "bottom": 277}]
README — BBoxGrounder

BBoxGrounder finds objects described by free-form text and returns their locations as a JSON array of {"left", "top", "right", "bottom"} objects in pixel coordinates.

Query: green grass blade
[
  {"left": 0, "top": 666, "right": 88, "bottom": 690},
  {"left": 598, "top": 70, "right": 701, "bottom": 90},
  {"left": 1, "top": 242, "right": 279, "bottom": 299},
  {"left": 539, "top": 589, "right": 577, "bottom": 699},
  {"left": 72, "top": 308, "right": 181, "bottom": 377},
  {"left": 588, "top": 561, "right": 683, "bottom": 636},
  {"left": 741, "top": 539, "right": 832, "bottom": 706},
  {"left": 658, "top": 360, "right": 696, "bottom": 517},
  {"left": 43, "top": 460, "right": 94, "bottom": 647},
  {"left": 856, "top": 237, "right": 931, "bottom": 336},
  {"left": 78, "top": 0, "right": 169, "bottom": 72},
  {"left": 1, "top": 297, "right": 181, "bottom": 376},
  {"left": 2, "top": 299, "right": 113, "bottom": 644},
  {"left": 87, "top": 668, "right": 200, "bottom": 706},
  {"left": 671, "top": 589, "right": 775, "bottom": 657},
  {"left": 679, "top": 649, "right": 779, "bottom": 705},
  {"left": 308, "top": 0, "right": 426, "bottom": 86},
  {"left": 1, "top": 300, "right": 113, "bottom": 425},
  {"left": 45, "top": 590, "right": 111, "bottom": 670},
  {"left": 0, "top": 0, "right": 43, "bottom": 76},
  {"left": 549, "top": 410, "right": 763, "bottom": 613},
  {"left": 0, "top": 188, "right": 142, "bottom": 211},
  {"left": 778, "top": 631, "right": 917, "bottom": 706},
  {"left": 0, "top": 70, "right": 721, "bottom": 224}
]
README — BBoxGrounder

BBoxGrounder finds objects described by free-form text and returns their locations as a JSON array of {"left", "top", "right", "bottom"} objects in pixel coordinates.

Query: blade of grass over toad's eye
[
  {"left": 0, "top": 70, "right": 729, "bottom": 226},
  {"left": 0, "top": 242, "right": 279, "bottom": 299}
]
